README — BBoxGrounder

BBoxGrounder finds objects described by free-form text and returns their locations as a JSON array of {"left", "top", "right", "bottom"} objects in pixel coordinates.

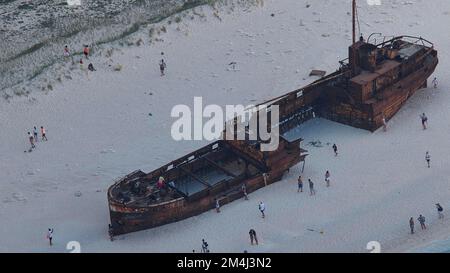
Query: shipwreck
[{"left": 107, "top": 0, "right": 438, "bottom": 236}]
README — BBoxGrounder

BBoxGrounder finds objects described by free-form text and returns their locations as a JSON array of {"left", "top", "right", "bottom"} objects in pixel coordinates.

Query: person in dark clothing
[
  {"left": 28, "top": 132, "right": 35, "bottom": 149},
  {"left": 409, "top": 217, "right": 415, "bottom": 234},
  {"left": 425, "top": 151, "right": 431, "bottom": 168},
  {"left": 420, "top": 113, "right": 428, "bottom": 130},
  {"left": 47, "top": 228, "right": 54, "bottom": 246},
  {"left": 33, "top": 126, "right": 38, "bottom": 142},
  {"left": 159, "top": 59, "right": 166, "bottom": 76},
  {"left": 436, "top": 203, "right": 444, "bottom": 219},
  {"left": 332, "top": 144, "right": 338, "bottom": 156},
  {"left": 201, "top": 239, "right": 209, "bottom": 253},
  {"left": 108, "top": 224, "right": 114, "bottom": 241},
  {"left": 308, "top": 179, "right": 315, "bottom": 195},
  {"left": 418, "top": 215, "right": 426, "bottom": 230},
  {"left": 249, "top": 229, "right": 258, "bottom": 245},
  {"left": 88, "top": 63, "right": 96, "bottom": 71}
]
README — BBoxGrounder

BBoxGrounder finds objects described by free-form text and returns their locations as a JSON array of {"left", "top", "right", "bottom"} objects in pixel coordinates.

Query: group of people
[
  {"left": 408, "top": 204, "right": 444, "bottom": 234},
  {"left": 27, "top": 126, "right": 48, "bottom": 150},
  {"left": 297, "top": 170, "right": 331, "bottom": 196},
  {"left": 64, "top": 45, "right": 96, "bottom": 73},
  {"left": 64, "top": 45, "right": 169, "bottom": 77}
]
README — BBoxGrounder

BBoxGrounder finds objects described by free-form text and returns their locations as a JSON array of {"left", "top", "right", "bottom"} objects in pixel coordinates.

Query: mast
[{"left": 352, "top": 0, "right": 356, "bottom": 44}]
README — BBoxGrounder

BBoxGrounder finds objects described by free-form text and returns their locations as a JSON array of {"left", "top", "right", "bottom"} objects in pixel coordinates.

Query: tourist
[
  {"left": 88, "top": 63, "right": 96, "bottom": 72},
  {"left": 33, "top": 126, "right": 38, "bottom": 142},
  {"left": 83, "top": 45, "right": 90, "bottom": 59},
  {"left": 409, "top": 217, "right": 415, "bottom": 234},
  {"left": 159, "top": 59, "right": 167, "bottom": 76},
  {"left": 297, "top": 175, "right": 303, "bottom": 193},
  {"left": 420, "top": 113, "right": 428, "bottom": 130},
  {"left": 332, "top": 144, "right": 338, "bottom": 156},
  {"left": 241, "top": 184, "right": 248, "bottom": 200},
  {"left": 418, "top": 214, "right": 426, "bottom": 230},
  {"left": 249, "top": 229, "right": 258, "bottom": 245},
  {"left": 325, "top": 170, "right": 331, "bottom": 187},
  {"left": 201, "top": 239, "right": 209, "bottom": 253},
  {"left": 382, "top": 115, "right": 387, "bottom": 132},
  {"left": 28, "top": 132, "right": 35, "bottom": 149},
  {"left": 47, "top": 228, "right": 54, "bottom": 246},
  {"left": 308, "top": 179, "right": 315, "bottom": 196},
  {"left": 64, "top": 45, "right": 70, "bottom": 57},
  {"left": 40, "top": 126, "right": 48, "bottom": 141},
  {"left": 215, "top": 198, "right": 220, "bottom": 213},
  {"left": 258, "top": 201, "right": 265, "bottom": 218},
  {"left": 436, "top": 203, "right": 444, "bottom": 219},
  {"left": 425, "top": 151, "right": 431, "bottom": 168},
  {"left": 432, "top": 77, "right": 438, "bottom": 88}
]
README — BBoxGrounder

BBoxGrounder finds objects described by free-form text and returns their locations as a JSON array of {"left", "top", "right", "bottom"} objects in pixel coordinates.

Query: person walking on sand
[
  {"left": 47, "top": 228, "right": 54, "bottom": 246},
  {"left": 33, "top": 126, "right": 38, "bottom": 142},
  {"left": 241, "top": 184, "right": 249, "bottom": 200},
  {"left": 64, "top": 45, "right": 70, "bottom": 57},
  {"left": 418, "top": 214, "right": 426, "bottom": 230},
  {"left": 325, "top": 170, "right": 331, "bottom": 187},
  {"left": 215, "top": 198, "right": 220, "bottom": 213},
  {"left": 308, "top": 179, "right": 315, "bottom": 195},
  {"left": 297, "top": 175, "right": 303, "bottom": 193},
  {"left": 83, "top": 45, "right": 90, "bottom": 59},
  {"left": 436, "top": 203, "right": 444, "bottom": 219},
  {"left": 425, "top": 151, "right": 431, "bottom": 168},
  {"left": 28, "top": 132, "right": 35, "bottom": 149},
  {"left": 249, "top": 229, "right": 258, "bottom": 245},
  {"left": 332, "top": 144, "right": 338, "bottom": 156},
  {"left": 432, "top": 77, "right": 438, "bottom": 89},
  {"left": 159, "top": 59, "right": 167, "bottom": 76},
  {"left": 420, "top": 113, "right": 428, "bottom": 130},
  {"left": 40, "top": 126, "right": 48, "bottom": 141},
  {"left": 409, "top": 217, "right": 415, "bottom": 234},
  {"left": 259, "top": 201, "right": 265, "bottom": 218}
]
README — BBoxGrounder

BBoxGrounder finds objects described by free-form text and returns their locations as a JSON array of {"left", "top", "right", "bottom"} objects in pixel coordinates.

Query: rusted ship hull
[{"left": 108, "top": 138, "right": 305, "bottom": 236}]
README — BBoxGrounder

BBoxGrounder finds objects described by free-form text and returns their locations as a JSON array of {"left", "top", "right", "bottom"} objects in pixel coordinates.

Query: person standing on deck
[
  {"left": 418, "top": 215, "right": 426, "bottom": 230},
  {"left": 436, "top": 203, "right": 444, "bottom": 219},
  {"left": 432, "top": 77, "right": 438, "bottom": 89},
  {"left": 215, "top": 198, "right": 220, "bottom": 213},
  {"left": 425, "top": 151, "right": 431, "bottom": 168},
  {"left": 325, "top": 171, "right": 331, "bottom": 187},
  {"left": 259, "top": 201, "right": 265, "bottom": 218},
  {"left": 308, "top": 179, "right": 315, "bottom": 196},
  {"left": 409, "top": 217, "right": 415, "bottom": 234},
  {"left": 47, "top": 228, "right": 54, "bottom": 246},
  {"left": 157, "top": 176, "right": 165, "bottom": 190},
  {"left": 420, "top": 113, "right": 428, "bottom": 130},
  {"left": 28, "top": 132, "right": 35, "bottom": 149},
  {"left": 297, "top": 176, "right": 303, "bottom": 193},
  {"left": 332, "top": 144, "right": 338, "bottom": 156},
  {"left": 40, "top": 126, "right": 48, "bottom": 141}
]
